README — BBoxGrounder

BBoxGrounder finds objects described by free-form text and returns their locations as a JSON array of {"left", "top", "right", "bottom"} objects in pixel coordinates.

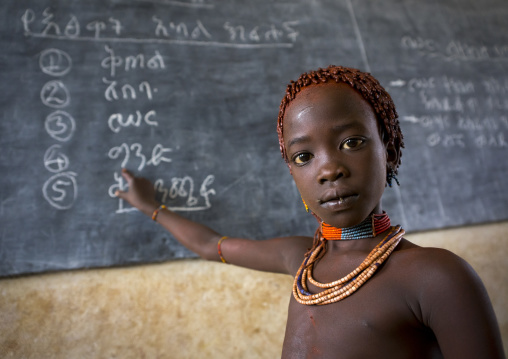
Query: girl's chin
[{"left": 317, "top": 209, "right": 379, "bottom": 228}]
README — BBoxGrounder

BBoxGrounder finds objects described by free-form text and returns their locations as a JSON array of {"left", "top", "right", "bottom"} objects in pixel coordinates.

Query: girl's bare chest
[{"left": 282, "top": 270, "right": 436, "bottom": 358}]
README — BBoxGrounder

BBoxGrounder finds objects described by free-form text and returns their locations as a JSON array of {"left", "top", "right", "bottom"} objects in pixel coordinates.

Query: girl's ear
[{"left": 385, "top": 141, "right": 400, "bottom": 171}]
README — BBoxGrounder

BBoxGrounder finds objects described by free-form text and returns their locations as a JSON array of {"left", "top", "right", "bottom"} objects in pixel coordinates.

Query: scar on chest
[{"left": 309, "top": 315, "right": 316, "bottom": 327}]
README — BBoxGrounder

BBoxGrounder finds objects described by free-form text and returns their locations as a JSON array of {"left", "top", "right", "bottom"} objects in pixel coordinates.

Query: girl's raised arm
[{"left": 115, "top": 169, "right": 308, "bottom": 274}]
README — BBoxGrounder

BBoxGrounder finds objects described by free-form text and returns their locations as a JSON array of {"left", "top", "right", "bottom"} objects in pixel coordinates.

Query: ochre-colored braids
[{"left": 276, "top": 65, "right": 404, "bottom": 262}]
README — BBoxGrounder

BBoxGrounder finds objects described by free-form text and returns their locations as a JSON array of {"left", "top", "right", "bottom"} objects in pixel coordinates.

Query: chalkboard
[{"left": 1, "top": 0, "right": 507, "bottom": 277}]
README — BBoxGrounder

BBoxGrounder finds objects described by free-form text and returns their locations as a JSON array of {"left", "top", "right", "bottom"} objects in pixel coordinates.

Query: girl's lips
[{"left": 319, "top": 194, "right": 358, "bottom": 211}]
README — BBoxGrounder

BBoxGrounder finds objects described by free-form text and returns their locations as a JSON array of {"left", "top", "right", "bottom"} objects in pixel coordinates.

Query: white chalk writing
[
  {"left": 483, "top": 78, "right": 508, "bottom": 94},
  {"left": 154, "top": 175, "right": 216, "bottom": 211},
  {"left": 108, "top": 143, "right": 172, "bottom": 171},
  {"left": 108, "top": 172, "right": 216, "bottom": 213},
  {"left": 107, "top": 110, "right": 158, "bottom": 133},
  {"left": 101, "top": 45, "right": 165, "bottom": 77},
  {"left": 427, "top": 133, "right": 466, "bottom": 148},
  {"left": 45, "top": 110, "right": 76, "bottom": 141},
  {"left": 22, "top": 8, "right": 299, "bottom": 49},
  {"left": 475, "top": 133, "right": 507, "bottom": 148},
  {"left": 103, "top": 78, "right": 156, "bottom": 101},
  {"left": 393, "top": 75, "right": 508, "bottom": 149},
  {"left": 401, "top": 115, "right": 450, "bottom": 130},
  {"left": 153, "top": 17, "right": 212, "bottom": 40},
  {"left": 37, "top": 47, "right": 79, "bottom": 210},
  {"left": 39, "top": 48, "right": 72, "bottom": 76},
  {"left": 401, "top": 36, "right": 508, "bottom": 62},
  {"left": 222, "top": 21, "right": 299, "bottom": 43},
  {"left": 44, "top": 144, "right": 70, "bottom": 173},
  {"left": 40, "top": 80, "right": 70, "bottom": 108},
  {"left": 42, "top": 172, "right": 78, "bottom": 210},
  {"left": 86, "top": 17, "right": 123, "bottom": 38}
]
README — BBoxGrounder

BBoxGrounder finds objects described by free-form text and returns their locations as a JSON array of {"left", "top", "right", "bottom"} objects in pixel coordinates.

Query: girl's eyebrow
[
  {"left": 288, "top": 122, "right": 358, "bottom": 150},
  {"left": 331, "top": 122, "right": 356, "bottom": 132},
  {"left": 287, "top": 135, "right": 310, "bottom": 150},
  {"left": 286, "top": 121, "right": 363, "bottom": 150}
]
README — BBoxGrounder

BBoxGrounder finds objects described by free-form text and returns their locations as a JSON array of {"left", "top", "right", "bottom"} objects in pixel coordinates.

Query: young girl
[{"left": 116, "top": 66, "right": 505, "bottom": 358}]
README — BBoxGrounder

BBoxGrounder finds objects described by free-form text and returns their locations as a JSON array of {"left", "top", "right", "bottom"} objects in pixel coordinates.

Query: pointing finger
[
  {"left": 120, "top": 168, "right": 134, "bottom": 183},
  {"left": 115, "top": 189, "right": 125, "bottom": 198}
]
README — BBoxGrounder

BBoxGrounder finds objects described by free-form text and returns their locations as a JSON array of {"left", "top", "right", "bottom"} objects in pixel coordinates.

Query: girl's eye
[
  {"left": 293, "top": 153, "right": 313, "bottom": 165},
  {"left": 342, "top": 138, "right": 365, "bottom": 150}
]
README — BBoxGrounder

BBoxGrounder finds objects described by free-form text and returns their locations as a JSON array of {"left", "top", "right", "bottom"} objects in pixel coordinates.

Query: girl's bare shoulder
[
  {"left": 389, "top": 238, "right": 485, "bottom": 303},
  {"left": 394, "top": 238, "right": 468, "bottom": 265},
  {"left": 389, "top": 240, "right": 504, "bottom": 358},
  {"left": 392, "top": 238, "right": 474, "bottom": 277}
]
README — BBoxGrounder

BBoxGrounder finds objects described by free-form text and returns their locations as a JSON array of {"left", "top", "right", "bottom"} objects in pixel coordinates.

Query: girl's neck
[{"left": 321, "top": 211, "right": 391, "bottom": 241}]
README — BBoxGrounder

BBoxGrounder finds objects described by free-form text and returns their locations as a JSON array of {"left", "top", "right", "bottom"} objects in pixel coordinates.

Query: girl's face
[{"left": 283, "top": 82, "right": 391, "bottom": 228}]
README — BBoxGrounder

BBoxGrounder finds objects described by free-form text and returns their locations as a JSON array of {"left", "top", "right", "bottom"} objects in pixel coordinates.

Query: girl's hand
[{"left": 115, "top": 168, "right": 160, "bottom": 216}]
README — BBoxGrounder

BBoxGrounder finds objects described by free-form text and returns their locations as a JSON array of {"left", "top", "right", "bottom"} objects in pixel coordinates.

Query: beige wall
[{"left": 1, "top": 221, "right": 507, "bottom": 358}]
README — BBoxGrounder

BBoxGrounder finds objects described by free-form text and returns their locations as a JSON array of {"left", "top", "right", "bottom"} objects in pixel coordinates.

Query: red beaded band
[
  {"left": 217, "top": 236, "right": 228, "bottom": 263},
  {"left": 372, "top": 212, "right": 391, "bottom": 236},
  {"left": 151, "top": 205, "right": 167, "bottom": 221}
]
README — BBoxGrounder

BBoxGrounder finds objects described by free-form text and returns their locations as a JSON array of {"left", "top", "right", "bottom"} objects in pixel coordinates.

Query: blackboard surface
[{"left": 1, "top": 0, "right": 507, "bottom": 277}]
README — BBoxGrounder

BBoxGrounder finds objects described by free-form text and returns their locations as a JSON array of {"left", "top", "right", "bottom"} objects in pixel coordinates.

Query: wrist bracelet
[
  {"left": 217, "top": 236, "right": 228, "bottom": 264},
  {"left": 152, "top": 205, "right": 167, "bottom": 222}
]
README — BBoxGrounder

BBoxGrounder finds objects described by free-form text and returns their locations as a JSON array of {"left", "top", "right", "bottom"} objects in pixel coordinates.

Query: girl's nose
[{"left": 317, "top": 156, "right": 349, "bottom": 184}]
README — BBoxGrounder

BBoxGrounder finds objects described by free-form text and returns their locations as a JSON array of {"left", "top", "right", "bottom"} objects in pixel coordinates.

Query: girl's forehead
[{"left": 283, "top": 82, "right": 376, "bottom": 130}]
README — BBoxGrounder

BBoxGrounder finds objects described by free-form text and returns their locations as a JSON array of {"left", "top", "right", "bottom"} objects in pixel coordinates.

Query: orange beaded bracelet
[
  {"left": 151, "top": 205, "right": 167, "bottom": 221},
  {"left": 217, "top": 236, "right": 228, "bottom": 263}
]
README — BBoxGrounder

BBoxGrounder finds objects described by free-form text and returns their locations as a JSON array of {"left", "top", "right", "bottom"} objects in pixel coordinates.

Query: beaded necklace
[
  {"left": 321, "top": 211, "right": 391, "bottom": 240},
  {"left": 293, "top": 224, "right": 405, "bottom": 306}
]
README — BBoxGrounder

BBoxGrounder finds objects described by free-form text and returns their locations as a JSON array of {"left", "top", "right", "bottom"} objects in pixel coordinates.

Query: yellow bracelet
[
  {"left": 152, "top": 205, "right": 167, "bottom": 221},
  {"left": 217, "top": 236, "right": 228, "bottom": 264}
]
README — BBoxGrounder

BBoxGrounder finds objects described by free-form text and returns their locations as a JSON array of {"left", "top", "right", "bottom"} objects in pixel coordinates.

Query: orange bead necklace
[{"left": 293, "top": 225, "right": 405, "bottom": 306}]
